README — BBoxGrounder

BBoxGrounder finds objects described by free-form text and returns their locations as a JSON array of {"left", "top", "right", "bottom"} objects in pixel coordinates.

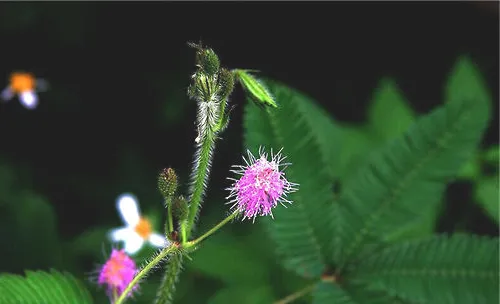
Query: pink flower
[
  {"left": 226, "top": 147, "right": 298, "bottom": 221},
  {"left": 98, "top": 249, "right": 138, "bottom": 300}
]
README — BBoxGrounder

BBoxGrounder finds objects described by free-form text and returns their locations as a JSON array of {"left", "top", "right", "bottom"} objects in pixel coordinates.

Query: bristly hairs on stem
[
  {"left": 154, "top": 252, "right": 184, "bottom": 304},
  {"left": 182, "top": 42, "right": 235, "bottom": 242}
]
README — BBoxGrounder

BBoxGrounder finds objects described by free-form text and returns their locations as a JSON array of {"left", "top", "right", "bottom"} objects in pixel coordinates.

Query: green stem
[
  {"left": 166, "top": 197, "right": 173, "bottom": 234},
  {"left": 273, "top": 284, "right": 316, "bottom": 304},
  {"left": 112, "top": 287, "right": 118, "bottom": 304},
  {"left": 185, "top": 211, "right": 239, "bottom": 249},
  {"left": 115, "top": 245, "right": 177, "bottom": 304},
  {"left": 183, "top": 131, "right": 216, "bottom": 242}
]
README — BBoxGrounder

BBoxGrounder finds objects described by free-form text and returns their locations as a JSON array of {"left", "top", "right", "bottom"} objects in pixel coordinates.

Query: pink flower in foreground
[
  {"left": 98, "top": 249, "right": 138, "bottom": 300},
  {"left": 226, "top": 147, "right": 298, "bottom": 221}
]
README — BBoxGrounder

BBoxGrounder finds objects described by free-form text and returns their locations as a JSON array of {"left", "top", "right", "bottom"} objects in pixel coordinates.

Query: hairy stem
[
  {"left": 182, "top": 131, "right": 216, "bottom": 242},
  {"left": 154, "top": 253, "right": 183, "bottom": 304},
  {"left": 115, "top": 245, "right": 177, "bottom": 304},
  {"left": 185, "top": 211, "right": 239, "bottom": 249}
]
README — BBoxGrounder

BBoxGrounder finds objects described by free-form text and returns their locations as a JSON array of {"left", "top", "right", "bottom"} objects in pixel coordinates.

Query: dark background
[{"left": 0, "top": 2, "right": 498, "bottom": 303}]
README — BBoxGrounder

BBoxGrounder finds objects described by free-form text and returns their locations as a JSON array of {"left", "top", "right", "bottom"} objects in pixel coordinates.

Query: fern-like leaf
[
  {"left": 313, "top": 281, "right": 411, "bottom": 304},
  {"left": 336, "top": 57, "right": 491, "bottom": 266},
  {"left": 313, "top": 282, "right": 355, "bottom": 304},
  {"left": 244, "top": 79, "right": 341, "bottom": 277},
  {"left": 0, "top": 269, "right": 93, "bottom": 304},
  {"left": 350, "top": 234, "right": 499, "bottom": 304}
]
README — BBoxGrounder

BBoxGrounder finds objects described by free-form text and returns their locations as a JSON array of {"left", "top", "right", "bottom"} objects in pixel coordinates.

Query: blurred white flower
[
  {"left": 1, "top": 72, "right": 48, "bottom": 110},
  {"left": 109, "top": 193, "right": 169, "bottom": 255}
]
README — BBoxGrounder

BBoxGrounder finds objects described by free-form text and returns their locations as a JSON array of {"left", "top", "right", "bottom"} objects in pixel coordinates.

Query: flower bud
[
  {"left": 234, "top": 69, "right": 277, "bottom": 108},
  {"left": 188, "top": 41, "right": 220, "bottom": 76},
  {"left": 199, "top": 48, "right": 220, "bottom": 76},
  {"left": 218, "top": 68, "right": 234, "bottom": 100},
  {"left": 158, "top": 168, "right": 178, "bottom": 199},
  {"left": 172, "top": 195, "right": 188, "bottom": 222}
]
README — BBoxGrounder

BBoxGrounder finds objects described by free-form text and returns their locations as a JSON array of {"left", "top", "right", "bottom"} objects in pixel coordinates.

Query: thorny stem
[
  {"left": 115, "top": 245, "right": 178, "bottom": 304},
  {"left": 273, "top": 284, "right": 316, "bottom": 304},
  {"left": 185, "top": 211, "right": 239, "bottom": 249}
]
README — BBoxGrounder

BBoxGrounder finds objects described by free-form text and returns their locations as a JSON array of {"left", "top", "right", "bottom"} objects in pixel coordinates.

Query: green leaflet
[
  {"left": 313, "top": 282, "right": 355, "bottom": 304},
  {"left": 313, "top": 281, "right": 410, "bottom": 304},
  {"left": 337, "top": 78, "right": 415, "bottom": 182},
  {"left": 244, "top": 79, "right": 340, "bottom": 277},
  {"left": 350, "top": 235, "right": 499, "bottom": 304},
  {"left": 235, "top": 69, "right": 278, "bottom": 108},
  {"left": 367, "top": 78, "right": 415, "bottom": 142},
  {"left": 444, "top": 57, "right": 491, "bottom": 108},
  {"left": 335, "top": 56, "right": 492, "bottom": 266},
  {"left": 336, "top": 79, "right": 438, "bottom": 244},
  {"left": 475, "top": 175, "right": 499, "bottom": 224},
  {"left": 0, "top": 269, "right": 93, "bottom": 304}
]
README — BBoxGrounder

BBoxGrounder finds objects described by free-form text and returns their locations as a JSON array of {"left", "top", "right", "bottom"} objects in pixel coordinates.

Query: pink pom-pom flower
[
  {"left": 97, "top": 248, "right": 138, "bottom": 301},
  {"left": 226, "top": 147, "right": 298, "bottom": 222}
]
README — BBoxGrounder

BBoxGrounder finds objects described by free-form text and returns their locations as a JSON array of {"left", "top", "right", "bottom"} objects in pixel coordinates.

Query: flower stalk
[
  {"left": 115, "top": 244, "right": 178, "bottom": 304},
  {"left": 158, "top": 168, "right": 178, "bottom": 236},
  {"left": 185, "top": 211, "right": 239, "bottom": 249}
]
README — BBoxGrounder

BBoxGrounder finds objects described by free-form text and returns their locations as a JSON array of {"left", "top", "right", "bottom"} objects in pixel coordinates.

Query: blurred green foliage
[
  {"left": 0, "top": 3, "right": 497, "bottom": 304},
  {"left": 243, "top": 57, "right": 498, "bottom": 303}
]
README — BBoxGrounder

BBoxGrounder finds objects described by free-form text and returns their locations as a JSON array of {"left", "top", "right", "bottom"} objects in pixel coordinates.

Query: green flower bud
[
  {"left": 234, "top": 69, "right": 277, "bottom": 108},
  {"left": 158, "top": 168, "right": 178, "bottom": 199},
  {"left": 172, "top": 195, "right": 188, "bottom": 222},
  {"left": 188, "top": 41, "right": 220, "bottom": 76},
  {"left": 200, "top": 48, "right": 220, "bottom": 76},
  {"left": 218, "top": 68, "right": 235, "bottom": 100}
]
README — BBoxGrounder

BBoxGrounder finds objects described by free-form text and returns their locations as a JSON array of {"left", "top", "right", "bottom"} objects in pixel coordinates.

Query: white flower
[
  {"left": 1, "top": 72, "right": 48, "bottom": 110},
  {"left": 18, "top": 91, "right": 38, "bottom": 109},
  {"left": 109, "top": 193, "right": 169, "bottom": 255}
]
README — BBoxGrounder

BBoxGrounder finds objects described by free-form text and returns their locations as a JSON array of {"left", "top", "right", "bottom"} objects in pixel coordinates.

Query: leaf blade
[
  {"left": 336, "top": 56, "right": 492, "bottom": 266},
  {"left": 0, "top": 269, "right": 93, "bottom": 304},
  {"left": 350, "top": 234, "right": 499, "bottom": 304}
]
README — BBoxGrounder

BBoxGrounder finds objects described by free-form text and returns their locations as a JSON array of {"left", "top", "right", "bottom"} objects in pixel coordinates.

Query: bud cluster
[
  {"left": 187, "top": 42, "right": 235, "bottom": 143},
  {"left": 157, "top": 168, "right": 188, "bottom": 240}
]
